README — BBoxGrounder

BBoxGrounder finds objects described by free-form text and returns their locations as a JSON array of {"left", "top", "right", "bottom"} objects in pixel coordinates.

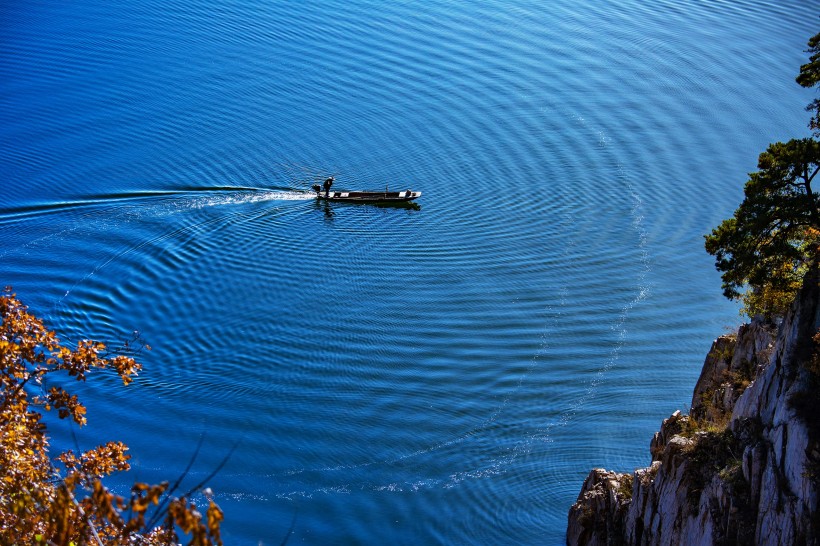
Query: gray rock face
[
  {"left": 567, "top": 469, "right": 631, "bottom": 546},
  {"left": 690, "top": 319, "right": 776, "bottom": 423},
  {"left": 567, "top": 269, "right": 820, "bottom": 545}
]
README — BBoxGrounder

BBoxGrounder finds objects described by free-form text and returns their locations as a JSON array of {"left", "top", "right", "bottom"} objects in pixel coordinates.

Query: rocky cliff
[{"left": 567, "top": 269, "right": 820, "bottom": 545}]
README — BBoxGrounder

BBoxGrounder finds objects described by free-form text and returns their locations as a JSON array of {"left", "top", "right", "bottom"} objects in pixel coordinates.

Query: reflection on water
[{"left": 319, "top": 199, "right": 335, "bottom": 222}]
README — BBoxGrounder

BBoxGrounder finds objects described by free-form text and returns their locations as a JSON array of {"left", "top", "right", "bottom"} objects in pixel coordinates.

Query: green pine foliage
[{"left": 705, "top": 32, "right": 820, "bottom": 318}]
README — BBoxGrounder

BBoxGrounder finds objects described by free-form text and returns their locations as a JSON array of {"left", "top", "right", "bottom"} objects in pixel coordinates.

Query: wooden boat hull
[{"left": 316, "top": 190, "right": 421, "bottom": 203}]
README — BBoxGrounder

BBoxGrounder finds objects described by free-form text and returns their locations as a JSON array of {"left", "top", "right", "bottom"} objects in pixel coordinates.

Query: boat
[{"left": 311, "top": 183, "right": 421, "bottom": 203}]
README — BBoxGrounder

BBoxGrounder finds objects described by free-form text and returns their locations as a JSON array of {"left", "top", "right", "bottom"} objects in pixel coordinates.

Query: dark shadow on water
[
  {"left": 319, "top": 199, "right": 334, "bottom": 222},
  {"left": 312, "top": 198, "right": 421, "bottom": 222}
]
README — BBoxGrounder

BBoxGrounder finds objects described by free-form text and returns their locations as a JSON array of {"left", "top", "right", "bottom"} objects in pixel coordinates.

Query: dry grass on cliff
[{"left": 680, "top": 411, "right": 731, "bottom": 439}]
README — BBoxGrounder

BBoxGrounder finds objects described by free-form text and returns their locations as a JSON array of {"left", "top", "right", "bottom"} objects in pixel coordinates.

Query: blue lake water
[{"left": 1, "top": 0, "right": 816, "bottom": 543}]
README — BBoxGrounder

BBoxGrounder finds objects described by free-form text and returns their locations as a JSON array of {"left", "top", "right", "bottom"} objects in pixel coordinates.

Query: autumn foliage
[{"left": 0, "top": 287, "right": 223, "bottom": 544}]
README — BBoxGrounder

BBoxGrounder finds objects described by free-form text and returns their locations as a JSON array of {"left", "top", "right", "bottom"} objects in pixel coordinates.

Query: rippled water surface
[{"left": 1, "top": 0, "right": 816, "bottom": 543}]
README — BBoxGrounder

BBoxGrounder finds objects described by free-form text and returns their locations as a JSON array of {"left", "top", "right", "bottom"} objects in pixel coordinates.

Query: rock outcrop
[{"left": 568, "top": 269, "right": 820, "bottom": 545}]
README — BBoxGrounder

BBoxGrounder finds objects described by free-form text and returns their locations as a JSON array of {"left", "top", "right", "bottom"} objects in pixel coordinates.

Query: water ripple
[{"left": 1, "top": 0, "right": 815, "bottom": 543}]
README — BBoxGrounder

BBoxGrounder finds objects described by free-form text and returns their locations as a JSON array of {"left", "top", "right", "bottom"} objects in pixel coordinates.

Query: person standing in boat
[{"left": 323, "top": 176, "right": 334, "bottom": 197}]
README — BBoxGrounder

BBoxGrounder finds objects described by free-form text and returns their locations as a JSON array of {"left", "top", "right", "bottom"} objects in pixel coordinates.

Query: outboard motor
[{"left": 312, "top": 184, "right": 321, "bottom": 195}]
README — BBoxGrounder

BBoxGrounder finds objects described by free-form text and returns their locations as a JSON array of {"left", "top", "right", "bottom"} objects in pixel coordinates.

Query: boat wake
[
  {"left": 0, "top": 186, "right": 316, "bottom": 327},
  {"left": 0, "top": 187, "right": 314, "bottom": 224},
  {"left": 178, "top": 189, "right": 315, "bottom": 209},
  {"left": 2, "top": 153, "right": 652, "bottom": 517}
]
